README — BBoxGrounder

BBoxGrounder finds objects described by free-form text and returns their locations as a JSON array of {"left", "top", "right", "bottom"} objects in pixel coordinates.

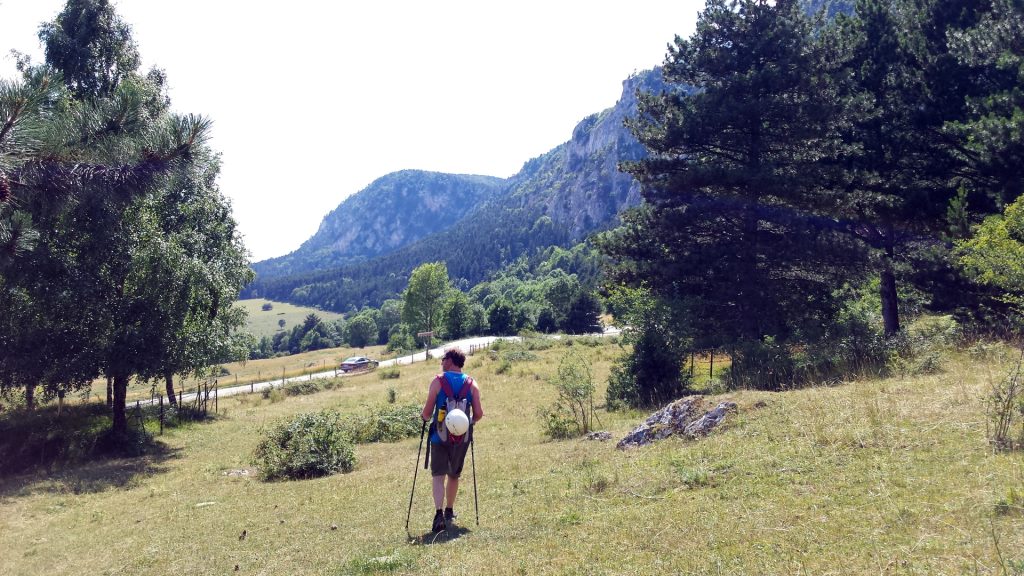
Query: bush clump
[
  {"left": 342, "top": 404, "right": 422, "bottom": 444},
  {"left": 378, "top": 367, "right": 401, "bottom": 380},
  {"left": 283, "top": 381, "right": 321, "bottom": 396},
  {"left": 252, "top": 410, "right": 355, "bottom": 481}
]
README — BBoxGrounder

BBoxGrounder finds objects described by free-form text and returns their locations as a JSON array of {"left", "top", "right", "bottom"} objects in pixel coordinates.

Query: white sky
[{"left": 0, "top": 0, "right": 701, "bottom": 261}]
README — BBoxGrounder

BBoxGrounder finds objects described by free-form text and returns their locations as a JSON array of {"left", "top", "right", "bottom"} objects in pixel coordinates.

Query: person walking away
[{"left": 420, "top": 348, "right": 484, "bottom": 532}]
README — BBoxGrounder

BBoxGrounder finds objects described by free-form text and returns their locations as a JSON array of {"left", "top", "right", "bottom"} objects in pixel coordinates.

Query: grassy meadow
[
  {"left": 2, "top": 337, "right": 1023, "bottom": 575},
  {"left": 237, "top": 299, "right": 345, "bottom": 340}
]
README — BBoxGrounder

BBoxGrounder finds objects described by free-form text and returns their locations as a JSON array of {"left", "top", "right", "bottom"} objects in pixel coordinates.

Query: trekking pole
[
  {"left": 471, "top": 428, "right": 479, "bottom": 526},
  {"left": 405, "top": 421, "right": 427, "bottom": 534}
]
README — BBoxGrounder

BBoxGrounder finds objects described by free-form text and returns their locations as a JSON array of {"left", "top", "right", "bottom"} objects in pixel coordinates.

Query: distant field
[{"left": 236, "top": 298, "right": 345, "bottom": 340}]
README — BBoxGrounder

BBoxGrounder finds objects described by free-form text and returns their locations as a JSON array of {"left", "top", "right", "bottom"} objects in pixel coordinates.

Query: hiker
[{"left": 420, "top": 348, "right": 484, "bottom": 532}]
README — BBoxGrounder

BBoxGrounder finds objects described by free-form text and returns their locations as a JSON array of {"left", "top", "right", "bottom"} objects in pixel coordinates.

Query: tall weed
[{"left": 988, "top": 348, "right": 1024, "bottom": 451}]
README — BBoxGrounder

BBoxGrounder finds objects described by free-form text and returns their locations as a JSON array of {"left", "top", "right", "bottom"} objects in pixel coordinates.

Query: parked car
[{"left": 339, "top": 356, "right": 378, "bottom": 372}]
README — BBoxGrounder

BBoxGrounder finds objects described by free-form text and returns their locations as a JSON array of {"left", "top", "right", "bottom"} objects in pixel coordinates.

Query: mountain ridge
[
  {"left": 244, "top": 69, "right": 668, "bottom": 311},
  {"left": 252, "top": 170, "right": 504, "bottom": 279}
]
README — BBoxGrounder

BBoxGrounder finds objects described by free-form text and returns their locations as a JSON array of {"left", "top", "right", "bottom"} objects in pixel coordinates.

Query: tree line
[{"left": 249, "top": 246, "right": 607, "bottom": 359}]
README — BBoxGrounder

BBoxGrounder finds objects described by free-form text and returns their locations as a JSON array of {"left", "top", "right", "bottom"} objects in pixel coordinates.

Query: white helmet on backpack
[{"left": 445, "top": 408, "right": 470, "bottom": 436}]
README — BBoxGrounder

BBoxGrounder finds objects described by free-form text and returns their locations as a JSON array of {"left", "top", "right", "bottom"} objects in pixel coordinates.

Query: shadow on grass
[
  {"left": 407, "top": 525, "right": 472, "bottom": 545},
  {"left": 0, "top": 401, "right": 201, "bottom": 498},
  {"left": 0, "top": 442, "right": 183, "bottom": 498}
]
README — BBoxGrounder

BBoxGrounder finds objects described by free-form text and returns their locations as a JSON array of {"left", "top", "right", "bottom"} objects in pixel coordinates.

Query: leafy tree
[
  {"left": 401, "top": 261, "right": 451, "bottom": 336},
  {"left": 0, "top": 63, "right": 209, "bottom": 417},
  {"left": 957, "top": 195, "right": 1024, "bottom": 330},
  {"left": 1, "top": 1, "right": 243, "bottom": 441},
  {"left": 486, "top": 299, "right": 522, "bottom": 336},
  {"left": 536, "top": 306, "right": 559, "bottom": 334},
  {"left": 441, "top": 290, "right": 472, "bottom": 339},
  {"left": 604, "top": 286, "right": 690, "bottom": 409},
  {"left": 129, "top": 150, "right": 253, "bottom": 406},
  {"left": 468, "top": 302, "right": 489, "bottom": 335},
  {"left": 376, "top": 299, "right": 402, "bottom": 344},
  {"left": 346, "top": 313, "right": 378, "bottom": 348},
  {"left": 39, "top": 0, "right": 141, "bottom": 99},
  {"left": 561, "top": 290, "right": 603, "bottom": 335},
  {"left": 387, "top": 323, "right": 416, "bottom": 352}
]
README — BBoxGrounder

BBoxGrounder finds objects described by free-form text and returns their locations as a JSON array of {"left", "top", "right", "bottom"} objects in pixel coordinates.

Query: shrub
[
  {"left": 495, "top": 360, "right": 512, "bottom": 374},
  {"left": 283, "top": 381, "right": 320, "bottom": 396},
  {"left": 606, "top": 325, "right": 688, "bottom": 409},
  {"left": 995, "top": 486, "right": 1024, "bottom": 516},
  {"left": 261, "top": 387, "right": 285, "bottom": 403},
  {"left": 262, "top": 302, "right": 273, "bottom": 311},
  {"left": 538, "top": 350, "right": 597, "bottom": 439},
  {"left": 342, "top": 404, "right": 422, "bottom": 444},
  {"left": 988, "top": 350, "right": 1024, "bottom": 451},
  {"left": 386, "top": 387, "right": 397, "bottom": 403},
  {"left": 378, "top": 367, "right": 401, "bottom": 380},
  {"left": 252, "top": 411, "right": 355, "bottom": 481}
]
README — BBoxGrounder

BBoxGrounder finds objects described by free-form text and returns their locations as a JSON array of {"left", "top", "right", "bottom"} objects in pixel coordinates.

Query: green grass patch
[
  {"left": 236, "top": 298, "right": 344, "bottom": 340},
  {"left": 2, "top": 338, "right": 1024, "bottom": 574}
]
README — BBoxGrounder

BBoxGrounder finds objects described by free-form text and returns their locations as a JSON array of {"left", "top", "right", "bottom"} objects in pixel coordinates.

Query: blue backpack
[{"left": 434, "top": 373, "right": 473, "bottom": 445}]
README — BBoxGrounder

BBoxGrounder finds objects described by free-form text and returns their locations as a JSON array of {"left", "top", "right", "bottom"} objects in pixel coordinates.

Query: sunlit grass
[{"left": 2, "top": 339, "right": 1023, "bottom": 575}]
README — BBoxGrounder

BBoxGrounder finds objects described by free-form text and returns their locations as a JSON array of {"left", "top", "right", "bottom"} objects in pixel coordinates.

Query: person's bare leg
[
  {"left": 432, "top": 476, "right": 445, "bottom": 509},
  {"left": 445, "top": 475, "right": 459, "bottom": 509}
]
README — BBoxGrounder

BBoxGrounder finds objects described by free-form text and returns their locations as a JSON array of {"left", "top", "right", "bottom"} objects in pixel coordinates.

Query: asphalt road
[
  {"left": 155, "top": 328, "right": 622, "bottom": 407},
  {"left": 158, "top": 335, "right": 518, "bottom": 406}
]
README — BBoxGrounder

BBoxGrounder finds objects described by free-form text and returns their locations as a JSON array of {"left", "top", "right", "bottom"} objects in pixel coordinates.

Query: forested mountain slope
[
  {"left": 244, "top": 70, "right": 666, "bottom": 311},
  {"left": 252, "top": 171, "right": 504, "bottom": 279}
]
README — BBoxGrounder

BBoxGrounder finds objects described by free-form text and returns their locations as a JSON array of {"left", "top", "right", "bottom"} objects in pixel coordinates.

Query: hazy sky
[{"left": 0, "top": 1, "right": 702, "bottom": 261}]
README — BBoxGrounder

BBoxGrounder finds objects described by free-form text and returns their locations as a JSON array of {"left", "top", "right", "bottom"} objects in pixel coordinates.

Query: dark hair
[{"left": 443, "top": 348, "right": 466, "bottom": 368}]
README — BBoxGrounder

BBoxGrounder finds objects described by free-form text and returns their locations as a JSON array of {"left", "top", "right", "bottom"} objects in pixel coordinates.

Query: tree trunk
[
  {"left": 24, "top": 383, "right": 35, "bottom": 410},
  {"left": 879, "top": 249, "right": 901, "bottom": 337},
  {"left": 106, "top": 376, "right": 113, "bottom": 409},
  {"left": 165, "top": 372, "right": 177, "bottom": 407},
  {"left": 111, "top": 372, "right": 129, "bottom": 438}
]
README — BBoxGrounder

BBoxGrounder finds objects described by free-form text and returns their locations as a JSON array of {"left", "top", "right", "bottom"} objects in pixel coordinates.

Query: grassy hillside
[
  {"left": 2, "top": 338, "right": 1023, "bottom": 574},
  {"left": 237, "top": 298, "right": 345, "bottom": 340}
]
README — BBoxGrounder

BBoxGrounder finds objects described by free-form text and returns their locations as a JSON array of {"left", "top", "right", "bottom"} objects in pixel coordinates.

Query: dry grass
[{"left": 2, "top": 338, "right": 1023, "bottom": 575}]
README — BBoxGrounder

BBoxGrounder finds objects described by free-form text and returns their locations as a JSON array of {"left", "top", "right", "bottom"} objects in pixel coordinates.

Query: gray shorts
[{"left": 429, "top": 439, "right": 471, "bottom": 477}]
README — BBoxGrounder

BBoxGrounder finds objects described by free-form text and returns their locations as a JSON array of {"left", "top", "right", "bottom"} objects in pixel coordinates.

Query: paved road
[
  {"left": 155, "top": 328, "right": 622, "bottom": 407},
  {"left": 155, "top": 335, "right": 520, "bottom": 406}
]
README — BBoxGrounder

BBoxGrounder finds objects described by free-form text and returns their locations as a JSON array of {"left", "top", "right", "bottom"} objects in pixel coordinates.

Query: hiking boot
[
  {"left": 431, "top": 510, "right": 445, "bottom": 533},
  {"left": 444, "top": 508, "right": 457, "bottom": 529}
]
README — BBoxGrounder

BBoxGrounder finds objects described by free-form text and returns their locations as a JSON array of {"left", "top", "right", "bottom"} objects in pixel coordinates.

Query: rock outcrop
[{"left": 617, "top": 396, "right": 737, "bottom": 449}]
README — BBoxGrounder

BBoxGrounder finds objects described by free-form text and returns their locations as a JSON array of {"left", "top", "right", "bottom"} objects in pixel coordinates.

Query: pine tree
[{"left": 603, "top": 0, "right": 857, "bottom": 387}]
